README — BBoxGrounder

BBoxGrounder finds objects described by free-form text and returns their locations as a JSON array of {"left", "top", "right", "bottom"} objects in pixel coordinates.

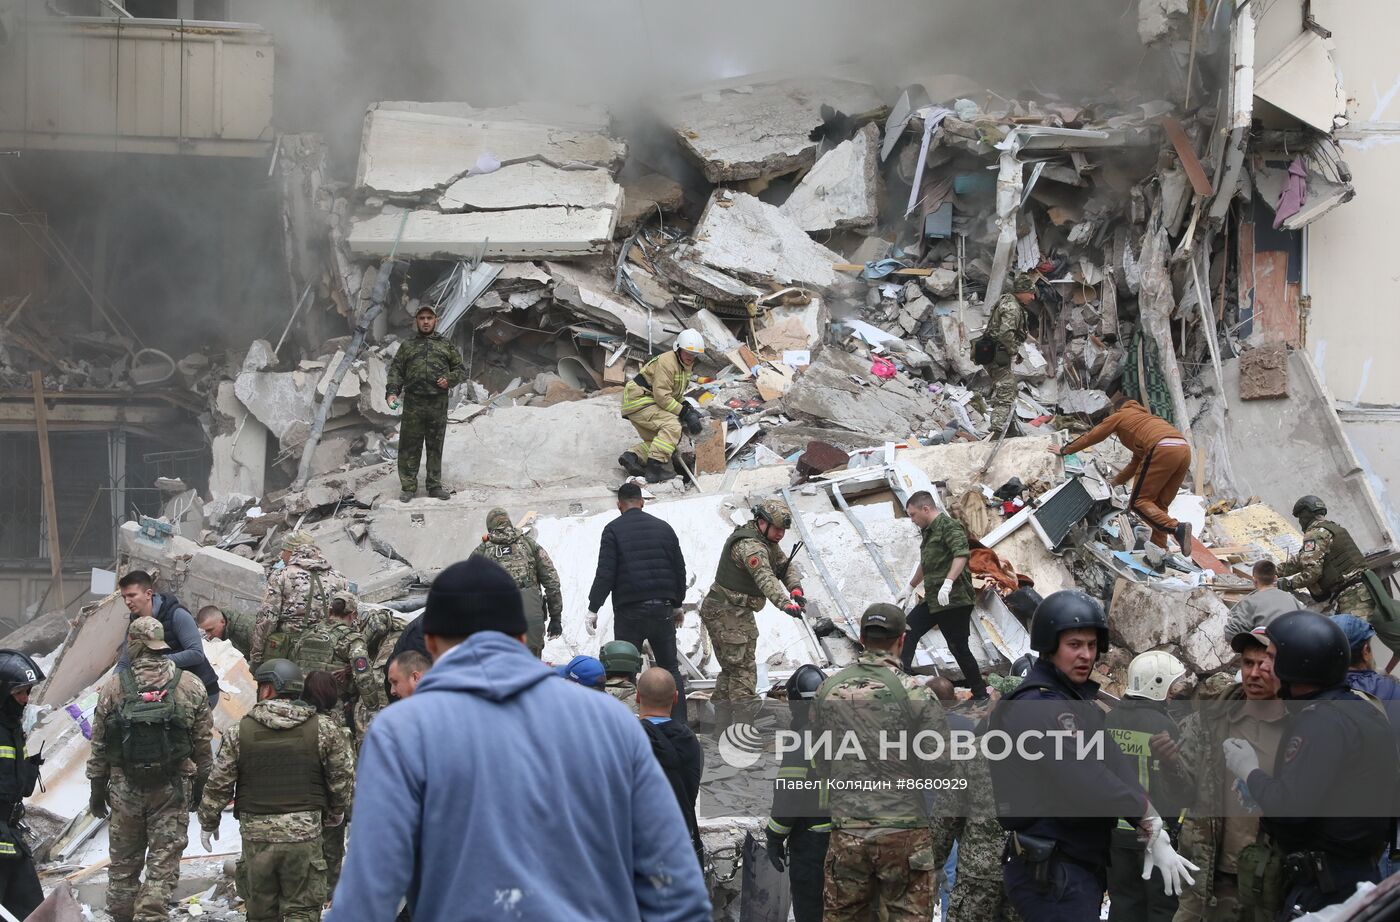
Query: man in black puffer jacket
[
  {"left": 588, "top": 483, "right": 689, "bottom": 723},
  {"left": 637, "top": 668, "right": 704, "bottom": 869}
]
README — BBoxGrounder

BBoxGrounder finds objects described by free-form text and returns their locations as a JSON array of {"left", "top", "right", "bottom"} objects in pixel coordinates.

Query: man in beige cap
[
  {"left": 88, "top": 618, "right": 213, "bottom": 922},
  {"left": 249, "top": 531, "right": 348, "bottom": 670}
]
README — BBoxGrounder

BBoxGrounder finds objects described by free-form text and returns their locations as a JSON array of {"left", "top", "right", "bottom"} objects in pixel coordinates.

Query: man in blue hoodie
[{"left": 327, "top": 556, "right": 711, "bottom": 922}]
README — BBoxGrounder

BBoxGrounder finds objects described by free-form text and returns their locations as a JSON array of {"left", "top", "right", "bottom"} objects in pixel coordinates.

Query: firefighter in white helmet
[
  {"left": 618, "top": 330, "right": 707, "bottom": 483},
  {"left": 1105, "top": 650, "right": 1191, "bottom": 922}
]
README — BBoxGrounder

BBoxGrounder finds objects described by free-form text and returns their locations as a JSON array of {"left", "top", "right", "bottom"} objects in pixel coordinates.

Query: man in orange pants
[{"left": 1050, "top": 395, "right": 1192, "bottom": 553}]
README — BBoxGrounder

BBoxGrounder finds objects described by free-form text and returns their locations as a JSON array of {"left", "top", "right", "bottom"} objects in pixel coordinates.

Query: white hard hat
[
  {"left": 1125, "top": 650, "right": 1187, "bottom": 701},
  {"left": 675, "top": 329, "right": 705, "bottom": 355}
]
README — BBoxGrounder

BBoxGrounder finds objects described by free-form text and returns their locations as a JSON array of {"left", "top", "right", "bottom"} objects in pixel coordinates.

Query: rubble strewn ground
[{"left": 5, "top": 0, "right": 1400, "bottom": 918}]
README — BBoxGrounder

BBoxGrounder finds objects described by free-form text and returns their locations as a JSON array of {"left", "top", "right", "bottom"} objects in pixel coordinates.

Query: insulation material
[{"left": 1208, "top": 503, "right": 1304, "bottom": 563}]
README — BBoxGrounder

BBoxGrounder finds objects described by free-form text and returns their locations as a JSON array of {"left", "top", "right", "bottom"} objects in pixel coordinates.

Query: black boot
[
  {"left": 618, "top": 451, "right": 645, "bottom": 477},
  {"left": 1174, "top": 522, "right": 1193, "bottom": 555},
  {"left": 645, "top": 458, "right": 675, "bottom": 483}
]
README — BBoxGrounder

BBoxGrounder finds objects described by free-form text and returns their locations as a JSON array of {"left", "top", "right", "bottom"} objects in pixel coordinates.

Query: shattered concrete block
[
  {"left": 779, "top": 123, "right": 880, "bottom": 232},
  {"left": 691, "top": 190, "right": 843, "bottom": 289},
  {"left": 663, "top": 78, "right": 883, "bottom": 183},
  {"left": 652, "top": 244, "right": 763, "bottom": 306},
  {"left": 1057, "top": 388, "right": 1111, "bottom": 416},
  {"left": 1138, "top": 0, "right": 1191, "bottom": 45},
  {"left": 547, "top": 261, "right": 683, "bottom": 345},
  {"left": 119, "top": 522, "right": 269, "bottom": 620},
  {"left": 921, "top": 268, "right": 959, "bottom": 298},
  {"left": 355, "top": 102, "right": 626, "bottom": 198},
  {"left": 210, "top": 381, "right": 267, "bottom": 501},
  {"left": 782, "top": 350, "right": 929, "bottom": 441},
  {"left": 1107, "top": 578, "right": 1230, "bottom": 674},
  {"left": 1238, "top": 346, "right": 1288, "bottom": 400},
  {"left": 619, "top": 171, "right": 686, "bottom": 231},
  {"left": 241, "top": 339, "right": 276, "bottom": 373},
  {"left": 1012, "top": 342, "right": 1049, "bottom": 382},
  {"left": 233, "top": 369, "right": 323, "bottom": 443},
  {"left": 316, "top": 351, "right": 363, "bottom": 400},
  {"left": 348, "top": 207, "right": 620, "bottom": 260},
  {"left": 439, "top": 162, "right": 623, "bottom": 213}
]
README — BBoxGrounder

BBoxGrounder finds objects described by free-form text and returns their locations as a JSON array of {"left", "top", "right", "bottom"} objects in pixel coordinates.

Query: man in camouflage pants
[
  {"left": 1277, "top": 495, "right": 1376, "bottom": 619},
  {"left": 88, "top": 618, "right": 213, "bottom": 922},
  {"left": 470, "top": 508, "right": 563, "bottom": 657},
  {"left": 198, "top": 659, "right": 354, "bottom": 922},
  {"left": 249, "top": 531, "right": 348, "bottom": 671},
  {"left": 386, "top": 303, "right": 466, "bottom": 502},
  {"left": 292, "top": 590, "right": 385, "bottom": 729},
  {"left": 810, "top": 603, "right": 955, "bottom": 922},
  {"left": 700, "top": 499, "right": 805, "bottom": 726},
  {"left": 981, "top": 272, "right": 1032, "bottom": 437}
]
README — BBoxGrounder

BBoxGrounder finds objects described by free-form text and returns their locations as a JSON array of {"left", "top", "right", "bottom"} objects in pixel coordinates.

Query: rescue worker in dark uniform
[
  {"left": 990, "top": 591, "right": 1197, "bottom": 921},
  {"left": 765, "top": 664, "right": 831, "bottom": 922},
  {"left": 0, "top": 650, "right": 45, "bottom": 920},
  {"left": 1223, "top": 610, "right": 1400, "bottom": 917}
]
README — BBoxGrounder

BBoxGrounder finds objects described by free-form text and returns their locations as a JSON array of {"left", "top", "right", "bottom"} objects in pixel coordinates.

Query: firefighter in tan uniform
[
  {"left": 700, "top": 499, "right": 805, "bottom": 727},
  {"left": 619, "top": 330, "right": 707, "bottom": 483}
]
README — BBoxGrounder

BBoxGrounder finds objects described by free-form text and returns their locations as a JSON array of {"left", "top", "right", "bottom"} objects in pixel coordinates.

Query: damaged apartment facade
[{"left": 2, "top": 0, "right": 1400, "bottom": 906}]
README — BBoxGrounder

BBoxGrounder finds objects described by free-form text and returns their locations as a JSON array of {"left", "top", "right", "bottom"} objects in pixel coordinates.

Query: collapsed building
[{"left": 2, "top": 0, "right": 1400, "bottom": 916}]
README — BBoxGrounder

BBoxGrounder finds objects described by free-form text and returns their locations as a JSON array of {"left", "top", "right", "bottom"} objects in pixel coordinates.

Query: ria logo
[{"left": 717, "top": 722, "right": 765, "bottom": 769}]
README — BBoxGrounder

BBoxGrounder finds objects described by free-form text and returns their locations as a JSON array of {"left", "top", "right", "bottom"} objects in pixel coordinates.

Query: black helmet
[
  {"left": 1292, "top": 495, "right": 1327, "bottom": 519},
  {"left": 1267, "top": 610, "right": 1349, "bottom": 688},
  {"left": 0, "top": 650, "right": 43, "bottom": 698},
  {"left": 1010, "top": 653, "right": 1036, "bottom": 678},
  {"left": 785, "top": 664, "right": 827, "bottom": 700},
  {"left": 253, "top": 658, "right": 304, "bottom": 697},
  {"left": 1029, "top": 590, "right": 1109, "bottom": 656}
]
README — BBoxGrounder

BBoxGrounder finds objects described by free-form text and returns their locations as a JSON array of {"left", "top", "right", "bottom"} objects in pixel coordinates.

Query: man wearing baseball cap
[{"left": 328, "top": 556, "right": 709, "bottom": 921}]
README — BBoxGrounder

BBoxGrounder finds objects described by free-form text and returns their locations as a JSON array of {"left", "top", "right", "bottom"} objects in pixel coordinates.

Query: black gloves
[
  {"left": 547, "top": 618, "right": 563, "bottom": 640},
  {"left": 190, "top": 776, "right": 206, "bottom": 813},
  {"left": 765, "top": 828, "right": 789, "bottom": 872},
  {"left": 680, "top": 404, "right": 706, "bottom": 436},
  {"left": 90, "top": 779, "right": 109, "bottom": 819}
]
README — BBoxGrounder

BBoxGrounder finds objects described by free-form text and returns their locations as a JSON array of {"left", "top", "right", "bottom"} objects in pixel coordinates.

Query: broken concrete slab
[
  {"left": 439, "top": 161, "right": 623, "bottom": 212},
  {"left": 652, "top": 243, "right": 763, "bottom": 306},
  {"left": 117, "top": 522, "right": 268, "bottom": 621},
  {"left": 210, "top": 381, "right": 268, "bottom": 501},
  {"left": 1108, "top": 578, "right": 1230, "bottom": 674},
  {"left": 691, "top": 190, "right": 843, "bottom": 289},
  {"left": 663, "top": 78, "right": 884, "bottom": 183},
  {"left": 355, "top": 102, "right": 626, "bottom": 198},
  {"left": 316, "top": 351, "right": 363, "bottom": 400},
  {"left": 546, "top": 261, "right": 683, "bottom": 345},
  {"left": 348, "top": 207, "right": 620, "bottom": 260},
  {"left": 782, "top": 350, "right": 930, "bottom": 441},
  {"left": 779, "top": 123, "right": 880, "bottom": 232},
  {"left": 1253, "top": 29, "right": 1348, "bottom": 134},
  {"left": 34, "top": 593, "right": 128, "bottom": 709},
  {"left": 1238, "top": 346, "right": 1288, "bottom": 400},
  {"left": 233, "top": 369, "right": 325, "bottom": 443},
  {"left": 1057, "top": 388, "right": 1111, "bottom": 416},
  {"left": 305, "top": 522, "right": 416, "bottom": 602},
  {"left": 619, "top": 171, "right": 686, "bottom": 231}
]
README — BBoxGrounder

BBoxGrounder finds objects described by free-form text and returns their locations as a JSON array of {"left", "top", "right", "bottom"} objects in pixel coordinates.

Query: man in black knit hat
[{"left": 329, "top": 557, "right": 710, "bottom": 922}]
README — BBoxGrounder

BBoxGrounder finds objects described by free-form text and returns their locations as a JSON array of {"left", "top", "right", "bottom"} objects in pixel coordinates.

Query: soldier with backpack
[
  {"left": 291, "top": 591, "right": 384, "bottom": 738},
  {"left": 87, "top": 617, "right": 213, "bottom": 922},
  {"left": 249, "top": 532, "right": 348, "bottom": 670}
]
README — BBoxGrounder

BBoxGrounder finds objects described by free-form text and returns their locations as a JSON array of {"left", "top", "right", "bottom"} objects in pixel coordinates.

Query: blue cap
[
  {"left": 555, "top": 655, "right": 604, "bottom": 688},
  {"left": 1330, "top": 614, "right": 1375, "bottom": 652}
]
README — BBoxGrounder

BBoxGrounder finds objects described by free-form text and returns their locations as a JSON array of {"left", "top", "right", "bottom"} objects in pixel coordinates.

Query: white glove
[
  {"left": 586, "top": 610, "right": 598, "bottom": 634},
  {"left": 200, "top": 828, "right": 218, "bottom": 852},
  {"left": 1222, "top": 738, "right": 1260, "bottom": 782},
  {"left": 937, "top": 580, "right": 954, "bottom": 607},
  {"left": 1141, "top": 815, "right": 1198, "bottom": 896}
]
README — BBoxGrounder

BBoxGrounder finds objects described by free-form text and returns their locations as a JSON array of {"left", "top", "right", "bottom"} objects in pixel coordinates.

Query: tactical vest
[
  {"left": 1314, "top": 521, "right": 1365, "bottom": 598},
  {"left": 713, "top": 523, "right": 770, "bottom": 598},
  {"left": 292, "top": 621, "right": 349, "bottom": 680},
  {"left": 226, "top": 609, "right": 255, "bottom": 657},
  {"left": 235, "top": 714, "right": 327, "bottom": 816},
  {"left": 110, "top": 668, "right": 193, "bottom": 781}
]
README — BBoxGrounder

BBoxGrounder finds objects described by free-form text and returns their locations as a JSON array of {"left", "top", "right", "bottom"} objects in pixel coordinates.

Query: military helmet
[
  {"left": 785, "top": 664, "right": 827, "bottom": 701},
  {"left": 1011, "top": 273, "right": 1036, "bottom": 294},
  {"left": 280, "top": 530, "right": 315, "bottom": 552},
  {"left": 599, "top": 640, "right": 643, "bottom": 676},
  {"left": 253, "top": 658, "right": 305, "bottom": 697},
  {"left": 1266, "top": 610, "right": 1350, "bottom": 688},
  {"left": 485, "top": 507, "right": 512, "bottom": 531},
  {"left": 1125, "top": 650, "right": 1187, "bottom": 701},
  {"left": 752, "top": 499, "right": 793, "bottom": 530},
  {"left": 1029, "top": 590, "right": 1109, "bottom": 656},
  {"left": 329, "top": 590, "right": 358, "bottom": 616},
  {"left": 1292, "top": 495, "right": 1327, "bottom": 519},
  {"left": 0, "top": 650, "right": 44, "bottom": 698}
]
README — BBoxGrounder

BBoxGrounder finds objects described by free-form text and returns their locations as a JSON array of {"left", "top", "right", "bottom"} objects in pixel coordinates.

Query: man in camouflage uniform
[
  {"left": 249, "top": 531, "right": 348, "bottom": 671},
  {"left": 198, "top": 659, "right": 354, "bottom": 922},
  {"left": 810, "top": 603, "right": 954, "bottom": 922},
  {"left": 386, "top": 303, "right": 466, "bottom": 502},
  {"left": 1276, "top": 495, "right": 1375, "bottom": 619},
  {"left": 931, "top": 730, "right": 1019, "bottom": 922},
  {"left": 980, "top": 272, "right": 1032, "bottom": 437},
  {"left": 599, "top": 640, "right": 642, "bottom": 712},
  {"left": 700, "top": 499, "right": 805, "bottom": 726},
  {"left": 470, "top": 508, "right": 563, "bottom": 657},
  {"left": 196, "top": 605, "right": 255, "bottom": 661},
  {"left": 88, "top": 617, "right": 213, "bottom": 922},
  {"left": 619, "top": 329, "right": 707, "bottom": 483},
  {"left": 344, "top": 596, "right": 403, "bottom": 742},
  {"left": 291, "top": 590, "right": 385, "bottom": 731}
]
